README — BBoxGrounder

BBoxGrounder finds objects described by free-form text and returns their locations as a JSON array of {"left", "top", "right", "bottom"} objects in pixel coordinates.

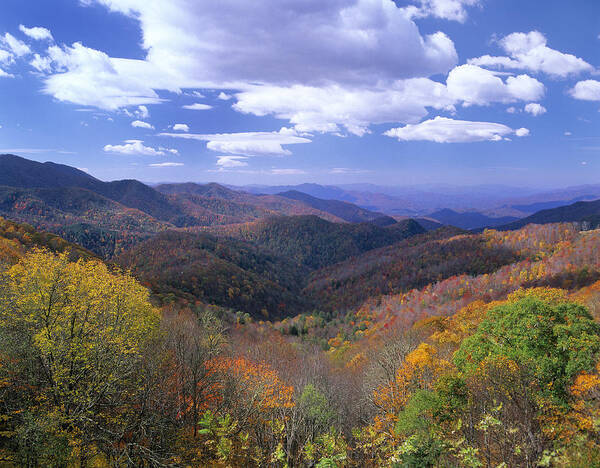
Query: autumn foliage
[{"left": 2, "top": 222, "right": 600, "bottom": 466}]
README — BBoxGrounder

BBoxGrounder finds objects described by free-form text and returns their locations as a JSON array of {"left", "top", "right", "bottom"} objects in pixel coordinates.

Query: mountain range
[{"left": 2, "top": 153, "right": 600, "bottom": 319}]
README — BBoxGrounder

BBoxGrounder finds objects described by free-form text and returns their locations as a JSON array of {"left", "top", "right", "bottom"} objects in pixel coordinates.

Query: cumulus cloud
[
  {"left": 149, "top": 162, "right": 184, "bottom": 167},
  {"left": 0, "top": 49, "right": 13, "bottom": 77},
  {"left": 216, "top": 156, "right": 248, "bottom": 168},
  {"left": 182, "top": 103, "right": 212, "bottom": 110},
  {"left": 2, "top": 33, "right": 30, "bottom": 56},
  {"left": 384, "top": 116, "right": 527, "bottom": 143},
  {"left": 218, "top": 92, "right": 232, "bottom": 100},
  {"left": 131, "top": 120, "right": 154, "bottom": 129},
  {"left": 43, "top": 43, "right": 167, "bottom": 109},
  {"left": 135, "top": 105, "right": 149, "bottom": 119},
  {"left": 104, "top": 139, "right": 166, "bottom": 155},
  {"left": 172, "top": 123, "right": 189, "bottom": 132},
  {"left": 405, "top": 0, "right": 480, "bottom": 23},
  {"left": 447, "top": 64, "right": 545, "bottom": 106},
  {"left": 524, "top": 103, "right": 547, "bottom": 116},
  {"left": 570, "top": 80, "right": 600, "bottom": 101},
  {"left": 19, "top": 25, "right": 53, "bottom": 41},
  {"left": 0, "top": 49, "right": 13, "bottom": 64},
  {"left": 159, "top": 128, "right": 311, "bottom": 156},
  {"left": 469, "top": 31, "right": 593, "bottom": 78},
  {"left": 158, "top": 147, "right": 179, "bottom": 155},
  {"left": 30, "top": 53, "right": 52, "bottom": 72},
  {"left": 90, "top": 0, "right": 457, "bottom": 85},
  {"left": 29, "top": 0, "right": 459, "bottom": 130},
  {"left": 515, "top": 127, "right": 530, "bottom": 137},
  {"left": 234, "top": 79, "right": 455, "bottom": 136}
]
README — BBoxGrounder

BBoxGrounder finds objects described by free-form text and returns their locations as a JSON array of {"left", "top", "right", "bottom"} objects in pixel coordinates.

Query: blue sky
[{"left": 0, "top": 0, "right": 598, "bottom": 187}]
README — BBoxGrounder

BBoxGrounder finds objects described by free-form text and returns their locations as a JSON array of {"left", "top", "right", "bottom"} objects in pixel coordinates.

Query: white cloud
[
  {"left": 569, "top": 80, "right": 600, "bottom": 101},
  {"left": 384, "top": 116, "right": 526, "bottom": 143},
  {"left": 30, "top": 53, "right": 52, "bottom": 72},
  {"left": 405, "top": 0, "right": 480, "bottom": 23},
  {"left": 515, "top": 127, "right": 530, "bottom": 137},
  {"left": 190, "top": 91, "right": 205, "bottom": 98},
  {"left": 234, "top": 79, "right": 454, "bottom": 136},
  {"left": 43, "top": 0, "right": 460, "bottom": 130},
  {"left": 131, "top": 120, "right": 154, "bottom": 129},
  {"left": 43, "top": 43, "right": 166, "bottom": 109},
  {"left": 182, "top": 103, "right": 213, "bottom": 110},
  {"left": 218, "top": 92, "right": 232, "bottom": 100},
  {"left": 103, "top": 139, "right": 165, "bottom": 155},
  {"left": 216, "top": 155, "right": 248, "bottom": 168},
  {"left": 90, "top": 0, "right": 457, "bottom": 85},
  {"left": 2, "top": 33, "right": 30, "bottom": 56},
  {"left": 149, "top": 162, "right": 184, "bottom": 167},
  {"left": 0, "top": 50, "right": 12, "bottom": 64},
  {"left": 564, "top": 131, "right": 572, "bottom": 136},
  {"left": 19, "top": 25, "right": 53, "bottom": 41},
  {"left": 469, "top": 31, "right": 593, "bottom": 78},
  {"left": 0, "top": 68, "right": 13, "bottom": 78},
  {"left": 158, "top": 146, "right": 179, "bottom": 155},
  {"left": 135, "top": 105, "right": 149, "bottom": 119},
  {"left": 270, "top": 168, "right": 306, "bottom": 175},
  {"left": 159, "top": 128, "right": 311, "bottom": 156},
  {"left": 329, "top": 167, "right": 370, "bottom": 174},
  {"left": 506, "top": 106, "right": 517, "bottom": 114},
  {"left": 524, "top": 102, "right": 546, "bottom": 116},
  {"left": 447, "top": 64, "right": 545, "bottom": 106},
  {"left": 172, "top": 123, "right": 189, "bottom": 132}
]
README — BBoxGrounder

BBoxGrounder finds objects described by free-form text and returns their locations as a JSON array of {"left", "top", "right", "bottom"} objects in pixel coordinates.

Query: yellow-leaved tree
[{"left": 0, "top": 248, "right": 161, "bottom": 466}]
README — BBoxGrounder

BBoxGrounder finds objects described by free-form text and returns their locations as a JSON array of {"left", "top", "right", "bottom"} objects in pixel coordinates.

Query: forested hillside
[
  {"left": 116, "top": 230, "right": 311, "bottom": 318},
  {"left": 3, "top": 222, "right": 600, "bottom": 466},
  {"left": 0, "top": 216, "right": 96, "bottom": 262},
  {"left": 206, "top": 216, "right": 425, "bottom": 269},
  {"left": 304, "top": 226, "right": 522, "bottom": 311}
]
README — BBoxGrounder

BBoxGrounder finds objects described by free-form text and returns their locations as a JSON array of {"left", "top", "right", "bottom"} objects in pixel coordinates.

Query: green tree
[{"left": 454, "top": 297, "right": 600, "bottom": 403}]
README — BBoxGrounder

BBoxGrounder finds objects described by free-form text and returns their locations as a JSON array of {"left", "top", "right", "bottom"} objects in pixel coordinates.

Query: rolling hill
[
  {"left": 115, "top": 230, "right": 311, "bottom": 319},
  {"left": 0, "top": 185, "right": 170, "bottom": 257},
  {"left": 206, "top": 215, "right": 426, "bottom": 270},
  {"left": 0, "top": 216, "right": 97, "bottom": 264},
  {"left": 304, "top": 226, "right": 523, "bottom": 311}
]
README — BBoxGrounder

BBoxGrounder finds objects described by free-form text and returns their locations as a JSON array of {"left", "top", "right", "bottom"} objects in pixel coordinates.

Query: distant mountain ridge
[
  {"left": 0, "top": 154, "right": 186, "bottom": 224},
  {"left": 0, "top": 155, "right": 423, "bottom": 258},
  {"left": 276, "top": 190, "right": 386, "bottom": 223},
  {"left": 498, "top": 199, "right": 600, "bottom": 231},
  {"left": 428, "top": 208, "right": 519, "bottom": 230}
]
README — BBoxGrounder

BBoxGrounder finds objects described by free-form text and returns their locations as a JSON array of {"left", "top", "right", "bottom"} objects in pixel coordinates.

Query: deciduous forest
[{"left": 3, "top": 214, "right": 600, "bottom": 466}]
